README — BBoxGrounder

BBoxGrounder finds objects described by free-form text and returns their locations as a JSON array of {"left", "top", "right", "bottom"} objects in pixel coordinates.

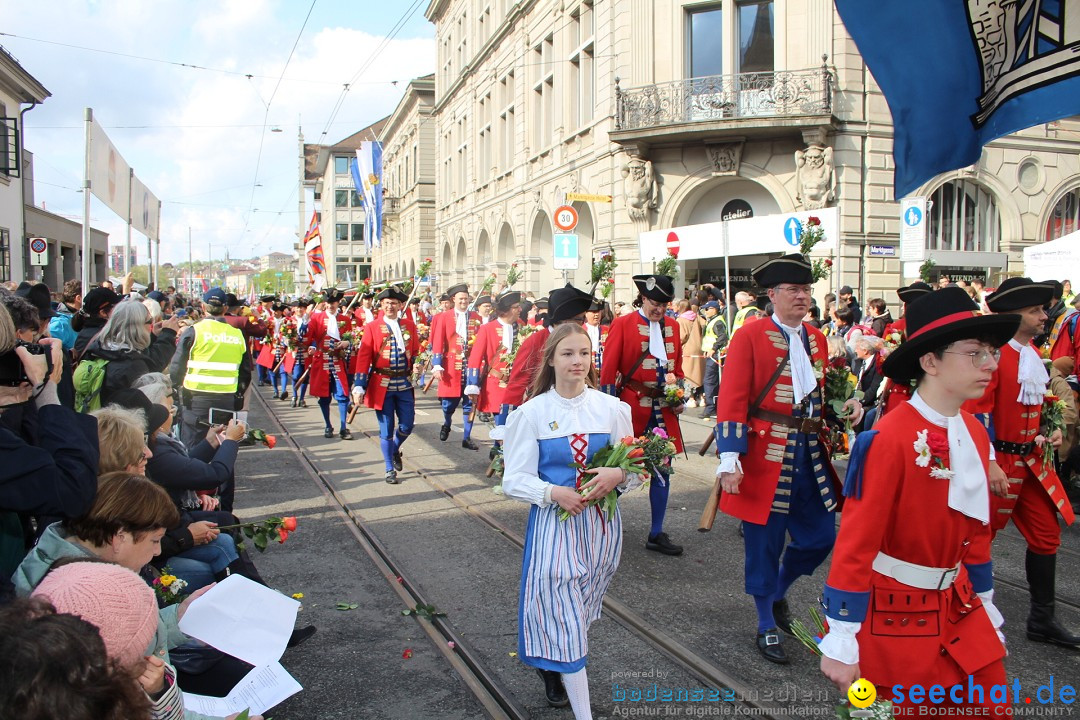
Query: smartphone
[{"left": 208, "top": 408, "right": 236, "bottom": 425}]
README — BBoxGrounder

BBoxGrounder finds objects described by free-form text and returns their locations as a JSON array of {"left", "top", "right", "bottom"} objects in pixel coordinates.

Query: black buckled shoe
[
  {"left": 773, "top": 598, "right": 794, "bottom": 635},
  {"left": 280, "top": 391, "right": 289, "bottom": 400},
  {"left": 439, "top": 424, "right": 451, "bottom": 441},
  {"left": 299, "top": 399, "right": 307, "bottom": 407},
  {"left": 645, "top": 532, "right": 683, "bottom": 556},
  {"left": 756, "top": 628, "right": 789, "bottom": 664},
  {"left": 462, "top": 438, "right": 479, "bottom": 451},
  {"left": 340, "top": 428, "right": 353, "bottom": 440},
  {"left": 385, "top": 470, "right": 399, "bottom": 484},
  {"left": 392, "top": 451, "right": 403, "bottom": 471},
  {"left": 324, "top": 427, "right": 335, "bottom": 439},
  {"left": 291, "top": 397, "right": 298, "bottom": 408},
  {"left": 536, "top": 669, "right": 569, "bottom": 708}
]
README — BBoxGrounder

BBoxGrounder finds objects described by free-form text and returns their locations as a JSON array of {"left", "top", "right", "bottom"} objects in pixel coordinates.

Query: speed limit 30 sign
[{"left": 553, "top": 205, "right": 578, "bottom": 232}]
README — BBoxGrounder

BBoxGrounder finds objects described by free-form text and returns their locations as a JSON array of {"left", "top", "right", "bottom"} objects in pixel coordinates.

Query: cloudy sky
[{"left": 3, "top": 0, "right": 435, "bottom": 265}]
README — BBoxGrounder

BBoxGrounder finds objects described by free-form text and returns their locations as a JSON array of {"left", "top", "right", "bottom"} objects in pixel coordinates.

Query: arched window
[
  {"left": 1045, "top": 187, "right": 1080, "bottom": 242},
  {"left": 927, "top": 179, "right": 1000, "bottom": 253}
]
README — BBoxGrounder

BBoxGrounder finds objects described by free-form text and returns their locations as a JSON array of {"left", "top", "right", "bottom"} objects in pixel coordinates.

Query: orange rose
[
  {"left": 278, "top": 528, "right": 289, "bottom": 543},
  {"left": 282, "top": 516, "right": 298, "bottom": 532}
]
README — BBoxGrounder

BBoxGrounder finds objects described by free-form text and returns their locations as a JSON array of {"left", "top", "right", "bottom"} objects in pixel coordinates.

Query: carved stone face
[
  {"left": 805, "top": 147, "right": 825, "bottom": 167},
  {"left": 631, "top": 164, "right": 645, "bottom": 180}
]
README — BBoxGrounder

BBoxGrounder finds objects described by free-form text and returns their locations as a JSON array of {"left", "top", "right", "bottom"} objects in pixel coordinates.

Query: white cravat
[
  {"left": 1010, "top": 338, "right": 1049, "bottom": 405},
  {"left": 585, "top": 323, "right": 600, "bottom": 352},
  {"left": 500, "top": 320, "right": 514, "bottom": 352},
  {"left": 383, "top": 317, "right": 405, "bottom": 350},
  {"left": 909, "top": 391, "right": 990, "bottom": 523},
  {"left": 774, "top": 314, "right": 815, "bottom": 404},
  {"left": 325, "top": 311, "right": 341, "bottom": 341},
  {"left": 455, "top": 310, "right": 467, "bottom": 339},
  {"left": 639, "top": 310, "right": 667, "bottom": 363}
]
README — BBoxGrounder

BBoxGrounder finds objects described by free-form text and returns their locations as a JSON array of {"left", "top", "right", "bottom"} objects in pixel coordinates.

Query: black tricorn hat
[
  {"left": 295, "top": 297, "right": 312, "bottom": 307},
  {"left": 881, "top": 286, "right": 1019, "bottom": 382},
  {"left": 633, "top": 274, "right": 675, "bottom": 303},
  {"left": 445, "top": 283, "right": 469, "bottom": 298},
  {"left": 376, "top": 285, "right": 408, "bottom": 303},
  {"left": 752, "top": 253, "right": 813, "bottom": 287},
  {"left": 897, "top": 281, "right": 933, "bottom": 304},
  {"left": 548, "top": 284, "right": 593, "bottom": 323},
  {"left": 986, "top": 277, "right": 1054, "bottom": 312},
  {"left": 439, "top": 293, "right": 451, "bottom": 302},
  {"left": 495, "top": 290, "right": 521, "bottom": 313},
  {"left": 259, "top": 294, "right": 276, "bottom": 303},
  {"left": 323, "top": 287, "right": 345, "bottom": 303},
  {"left": 475, "top": 294, "right": 493, "bottom": 307},
  {"left": 534, "top": 297, "right": 550, "bottom": 310},
  {"left": 588, "top": 298, "right": 605, "bottom": 312}
]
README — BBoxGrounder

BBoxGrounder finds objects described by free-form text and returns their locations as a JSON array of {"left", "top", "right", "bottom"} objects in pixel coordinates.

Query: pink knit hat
[{"left": 32, "top": 562, "right": 159, "bottom": 668}]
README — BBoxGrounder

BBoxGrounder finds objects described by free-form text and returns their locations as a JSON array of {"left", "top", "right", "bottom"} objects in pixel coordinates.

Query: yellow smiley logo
[{"left": 847, "top": 678, "right": 876, "bottom": 708}]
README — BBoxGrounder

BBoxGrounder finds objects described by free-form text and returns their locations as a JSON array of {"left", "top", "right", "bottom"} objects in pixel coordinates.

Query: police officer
[
  {"left": 170, "top": 287, "right": 252, "bottom": 447},
  {"left": 700, "top": 300, "right": 728, "bottom": 420}
]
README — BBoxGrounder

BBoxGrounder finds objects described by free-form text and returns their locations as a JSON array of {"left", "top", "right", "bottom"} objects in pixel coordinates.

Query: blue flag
[
  {"left": 352, "top": 142, "right": 383, "bottom": 250},
  {"left": 836, "top": 0, "right": 1080, "bottom": 198}
]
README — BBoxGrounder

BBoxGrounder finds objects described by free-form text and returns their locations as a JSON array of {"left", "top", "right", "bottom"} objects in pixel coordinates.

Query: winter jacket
[
  {"left": 82, "top": 329, "right": 178, "bottom": 408},
  {"left": 48, "top": 302, "right": 79, "bottom": 351}
]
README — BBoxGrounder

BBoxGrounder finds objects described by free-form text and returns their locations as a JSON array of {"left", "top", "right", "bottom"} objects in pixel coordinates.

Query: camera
[{"left": 0, "top": 341, "right": 46, "bottom": 387}]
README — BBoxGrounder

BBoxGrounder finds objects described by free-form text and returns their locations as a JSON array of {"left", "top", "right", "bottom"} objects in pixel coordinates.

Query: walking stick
[
  {"left": 698, "top": 432, "right": 715, "bottom": 456},
  {"left": 422, "top": 373, "right": 438, "bottom": 394}
]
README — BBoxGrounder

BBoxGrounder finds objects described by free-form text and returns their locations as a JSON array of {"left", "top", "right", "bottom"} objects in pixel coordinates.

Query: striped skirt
[{"left": 517, "top": 500, "right": 623, "bottom": 672}]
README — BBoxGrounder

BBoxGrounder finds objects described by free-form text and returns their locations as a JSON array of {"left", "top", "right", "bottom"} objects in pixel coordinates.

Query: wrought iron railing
[{"left": 615, "top": 57, "right": 833, "bottom": 131}]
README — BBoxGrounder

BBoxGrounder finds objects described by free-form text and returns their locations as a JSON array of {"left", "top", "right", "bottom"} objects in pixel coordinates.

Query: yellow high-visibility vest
[
  {"left": 182, "top": 319, "right": 246, "bottom": 394},
  {"left": 731, "top": 305, "right": 757, "bottom": 335}
]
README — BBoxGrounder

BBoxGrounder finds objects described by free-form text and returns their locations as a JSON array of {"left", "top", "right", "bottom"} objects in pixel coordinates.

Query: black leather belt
[
  {"left": 750, "top": 408, "right": 824, "bottom": 434},
  {"left": 993, "top": 439, "right": 1036, "bottom": 456},
  {"left": 372, "top": 368, "right": 410, "bottom": 378}
]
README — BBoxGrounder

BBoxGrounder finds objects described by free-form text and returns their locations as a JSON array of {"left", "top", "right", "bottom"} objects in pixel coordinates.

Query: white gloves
[{"left": 351, "top": 387, "right": 365, "bottom": 404}]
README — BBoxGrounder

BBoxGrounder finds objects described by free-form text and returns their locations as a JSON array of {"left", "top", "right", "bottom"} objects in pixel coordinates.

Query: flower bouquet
[
  {"left": 798, "top": 216, "right": 833, "bottom": 283},
  {"left": 824, "top": 357, "right": 861, "bottom": 457},
  {"left": 216, "top": 516, "right": 298, "bottom": 552},
  {"left": 591, "top": 251, "right": 618, "bottom": 286},
  {"left": 402, "top": 258, "right": 433, "bottom": 294},
  {"left": 505, "top": 262, "right": 523, "bottom": 288},
  {"left": 661, "top": 383, "right": 685, "bottom": 408},
  {"left": 655, "top": 250, "right": 679, "bottom": 279},
  {"left": 558, "top": 428, "right": 677, "bottom": 523},
  {"left": 279, "top": 321, "right": 298, "bottom": 351},
  {"left": 1039, "top": 391, "right": 1068, "bottom": 466},
  {"left": 501, "top": 324, "right": 539, "bottom": 371},
  {"left": 151, "top": 568, "right": 188, "bottom": 606},
  {"left": 601, "top": 276, "right": 616, "bottom": 299},
  {"left": 246, "top": 428, "right": 277, "bottom": 449}
]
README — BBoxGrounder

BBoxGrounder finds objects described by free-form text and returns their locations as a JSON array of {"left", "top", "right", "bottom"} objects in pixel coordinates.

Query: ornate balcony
[{"left": 612, "top": 58, "right": 835, "bottom": 149}]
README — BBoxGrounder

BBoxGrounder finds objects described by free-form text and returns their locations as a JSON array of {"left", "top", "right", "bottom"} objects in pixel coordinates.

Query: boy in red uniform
[
  {"left": 583, "top": 299, "right": 609, "bottom": 376},
  {"left": 600, "top": 274, "right": 685, "bottom": 557},
  {"left": 820, "top": 286, "right": 1017, "bottom": 711},
  {"left": 963, "top": 277, "right": 1079, "bottom": 648},
  {"left": 466, "top": 290, "right": 522, "bottom": 433},
  {"left": 305, "top": 288, "right": 358, "bottom": 440},
  {"left": 352, "top": 286, "right": 419, "bottom": 484},
  {"left": 714, "top": 254, "right": 860, "bottom": 663},
  {"left": 430, "top": 283, "right": 482, "bottom": 450}
]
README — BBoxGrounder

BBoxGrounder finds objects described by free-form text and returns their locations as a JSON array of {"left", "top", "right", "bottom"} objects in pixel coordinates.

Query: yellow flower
[
  {"left": 159, "top": 575, "right": 177, "bottom": 587},
  {"left": 292, "top": 592, "right": 304, "bottom": 599}
]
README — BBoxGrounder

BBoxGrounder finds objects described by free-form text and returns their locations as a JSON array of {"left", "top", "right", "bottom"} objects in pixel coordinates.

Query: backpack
[{"left": 73, "top": 357, "right": 109, "bottom": 413}]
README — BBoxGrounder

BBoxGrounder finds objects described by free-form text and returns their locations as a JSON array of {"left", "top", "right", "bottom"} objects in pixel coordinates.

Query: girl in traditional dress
[{"left": 502, "top": 323, "right": 641, "bottom": 719}]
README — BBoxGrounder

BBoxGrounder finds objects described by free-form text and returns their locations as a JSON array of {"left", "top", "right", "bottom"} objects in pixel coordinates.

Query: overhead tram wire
[{"left": 316, "top": 0, "right": 426, "bottom": 143}]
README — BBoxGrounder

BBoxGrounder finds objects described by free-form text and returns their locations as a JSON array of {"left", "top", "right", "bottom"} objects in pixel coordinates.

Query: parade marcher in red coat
[
  {"left": 820, "top": 287, "right": 1016, "bottom": 711},
  {"left": 1040, "top": 280, "right": 1078, "bottom": 362},
  {"left": 599, "top": 274, "right": 686, "bottom": 558},
  {"left": 430, "top": 283, "right": 483, "bottom": 450},
  {"left": 285, "top": 298, "right": 312, "bottom": 407},
  {"left": 500, "top": 285, "right": 594, "bottom": 418},
  {"left": 963, "top": 277, "right": 1080, "bottom": 648},
  {"left": 351, "top": 286, "right": 419, "bottom": 484},
  {"left": 466, "top": 290, "right": 522, "bottom": 426},
  {"left": 253, "top": 295, "right": 276, "bottom": 386},
  {"left": 877, "top": 281, "right": 934, "bottom": 420},
  {"left": 713, "top": 254, "right": 862, "bottom": 664},
  {"left": 305, "top": 288, "right": 358, "bottom": 440},
  {"left": 583, "top": 299, "right": 610, "bottom": 376}
]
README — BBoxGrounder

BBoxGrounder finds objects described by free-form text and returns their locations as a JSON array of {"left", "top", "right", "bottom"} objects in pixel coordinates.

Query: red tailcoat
[
  {"left": 962, "top": 341, "right": 1076, "bottom": 528},
  {"left": 599, "top": 312, "right": 685, "bottom": 453},
  {"left": 304, "top": 310, "right": 358, "bottom": 398},
  {"left": 466, "top": 320, "right": 521, "bottom": 413},
  {"left": 1045, "top": 308, "right": 1076, "bottom": 361},
  {"left": 879, "top": 317, "right": 914, "bottom": 417},
  {"left": 824, "top": 402, "right": 1004, "bottom": 690},
  {"left": 714, "top": 317, "right": 837, "bottom": 525},
  {"left": 430, "top": 309, "right": 482, "bottom": 399},
  {"left": 256, "top": 317, "right": 288, "bottom": 369},
  {"left": 355, "top": 317, "right": 419, "bottom": 410},
  {"left": 282, "top": 313, "right": 309, "bottom": 374},
  {"left": 502, "top": 326, "right": 549, "bottom": 408}
]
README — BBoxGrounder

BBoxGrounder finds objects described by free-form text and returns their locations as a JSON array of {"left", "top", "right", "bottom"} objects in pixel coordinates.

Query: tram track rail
[{"left": 255, "top": 390, "right": 788, "bottom": 719}]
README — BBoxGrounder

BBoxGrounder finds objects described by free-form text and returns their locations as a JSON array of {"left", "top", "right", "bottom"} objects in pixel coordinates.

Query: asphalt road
[{"left": 230, "top": 385, "right": 1080, "bottom": 719}]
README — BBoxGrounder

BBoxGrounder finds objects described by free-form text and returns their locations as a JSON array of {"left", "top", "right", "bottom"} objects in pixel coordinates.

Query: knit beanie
[{"left": 31, "top": 562, "right": 159, "bottom": 668}]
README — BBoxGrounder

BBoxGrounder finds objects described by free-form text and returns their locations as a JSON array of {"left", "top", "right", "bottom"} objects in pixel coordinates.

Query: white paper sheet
[
  {"left": 183, "top": 662, "right": 302, "bottom": 717},
  {"left": 177, "top": 574, "right": 299, "bottom": 667}
]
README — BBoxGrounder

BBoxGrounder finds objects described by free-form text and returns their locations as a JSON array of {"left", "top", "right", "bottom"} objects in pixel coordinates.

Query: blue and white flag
[
  {"left": 836, "top": 0, "right": 1080, "bottom": 199},
  {"left": 352, "top": 141, "right": 383, "bottom": 250}
]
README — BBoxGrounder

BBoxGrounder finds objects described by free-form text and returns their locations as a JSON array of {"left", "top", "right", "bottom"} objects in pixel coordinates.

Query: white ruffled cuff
[
  {"left": 619, "top": 470, "right": 645, "bottom": 493},
  {"left": 818, "top": 619, "right": 861, "bottom": 664},
  {"left": 717, "top": 452, "right": 743, "bottom": 475},
  {"left": 542, "top": 484, "right": 554, "bottom": 507},
  {"left": 464, "top": 384, "right": 481, "bottom": 395}
]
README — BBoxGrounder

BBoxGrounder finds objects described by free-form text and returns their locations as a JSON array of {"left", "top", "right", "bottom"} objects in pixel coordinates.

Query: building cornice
[{"left": 0, "top": 46, "right": 50, "bottom": 103}]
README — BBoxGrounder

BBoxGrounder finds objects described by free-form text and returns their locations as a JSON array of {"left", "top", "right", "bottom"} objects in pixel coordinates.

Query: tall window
[
  {"left": 335, "top": 189, "right": 350, "bottom": 208},
  {"left": 334, "top": 156, "right": 349, "bottom": 175},
  {"left": 442, "top": 35, "right": 453, "bottom": 89},
  {"left": 500, "top": 72, "right": 515, "bottom": 171},
  {"left": 479, "top": 3, "right": 491, "bottom": 43},
  {"left": 737, "top": 1, "right": 774, "bottom": 73},
  {"left": 350, "top": 189, "right": 363, "bottom": 207},
  {"left": 478, "top": 93, "right": 491, "bottom": 180},
  {"left": 569, "top": 2, "right": 595, "bottom": 129},
  {"left": 532, "top": 35, "right": 554, "bottom": 151},
  {"left": 689, "top": 5, "right": 723, "bottom": 78},
  {"left": 335, "top": 223, "right": 349, "bottom": 243},
  {"left": 0, "top": 229, "right": 9, "bottom": 283},
  {"left": 457, "top": 117, "right": 468, "bottom": 193},
  {"left": 456, "top": 13, "right": 468, "bottom": 74},
  {"left": 927, "top": 180, "right": 1001, "bottom": 253},
  {"left": 1045, "top": 187, "right": 1080, "bottom": 241},
  {"left": 351, "top": 224, "right": 365, "bottom": 245}
]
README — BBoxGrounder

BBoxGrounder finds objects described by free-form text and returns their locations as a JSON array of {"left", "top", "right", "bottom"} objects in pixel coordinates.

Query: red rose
[
  {"left": 807, "top": 216, "right": 821, "bottom": 226},
  {"left": 829, "top": 357, "right": 848, "bottom": 369},
  {"left": 824, "top": 259, "right": 833, "bottom": 267},
  {"left": 265, "top": 434, "right": 277, "bottom": 449},
  {"left": 926, "top": 433, "right": 949, "bottom": 457},
  {"left": 282, "top": 516, "right": 298, "bottom": 532},
  {"left": 278, "top": 528, "right": 289, "bottom": 543}
]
